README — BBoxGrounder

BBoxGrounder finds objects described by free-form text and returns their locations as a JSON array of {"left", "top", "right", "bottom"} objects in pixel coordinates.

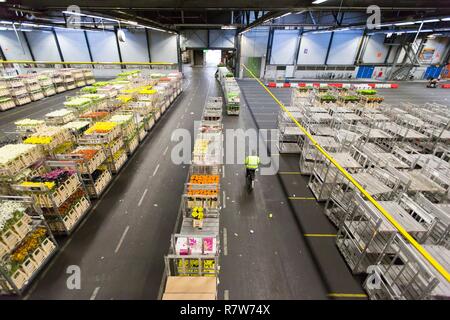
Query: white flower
[{"left": 0, "top": 144, "right": 37, "bottom": 165}]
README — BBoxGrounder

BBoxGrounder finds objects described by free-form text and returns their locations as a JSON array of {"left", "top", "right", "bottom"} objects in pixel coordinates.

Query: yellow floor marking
[
  {"left": 288, "top": 197, "right": 316, "bottom": 200},
  {"left": 242, "top": 63, "right": 450, "bottom": 282},
  {"left": 328, "top": 293, "right": 368, "bottom": 298}
]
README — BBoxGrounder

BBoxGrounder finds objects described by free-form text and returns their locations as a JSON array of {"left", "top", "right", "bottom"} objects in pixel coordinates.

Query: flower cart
[
  {"left": 109, "top": 113, "right": 139, "bottom": 155},
  {"left": 314, "top": 93, "right": 337, "bottom": 107},
  {"left": 14, "top": 119, "right": 46, "bottom": 136},
  {"left": 78, "top": 93, "right": 108, "bottom": 111},
  {"left": 64, "top": 97, "right": 93, "bottom": 114},
  {"left": 168, "top": 72, "right": 183, "bottom": 94},
  {"left": 60, "top": 70, "right": 76, "bottom": 90},
  {"left": 0, "top": 195, "right": 57, "bottom": 295},
  {"left": 22, "top": 75, "right": 44, "bottom": 101},
  {"left": 38, "top": 75, "right": 56, "bottom": 97},
  {"left": 0, "top": 78, "right": 15, "bottom": 111},
  {"left": 0, "top": 144, "right": 45, "bottom": 196},
  {"left": 56, "top": 146, "right": 112, "bottom": 199},
  {"left": 69, "top": 69, "right": 85, "bottom": 88},
  {"left": 51, "top": 71, "right": 66, "bottom": 93},
  {"left": 81, "top": 122, "right": 127, "bottom": 174},
  {"left": 44, "top": 109, "right": 76, "bottom": 126},
  {"left": 23, "top": 126, "right": 73, "bottom": 156},
  {"left": 12, "top": 162, "right": 91, "bottom": 235},
  {"left": 82, "top": 69, "right": 95, "bottom": 85},
  {"left": 5, "top": 76, "right": 31, "bottom": 106},
  {"left": 154, "top": 83, "right": 171, "bottom": 113},
  {"left": 79, "top": 111, "right": 110, "bottom": 122},
  {"left": 62, "top": 120, "right": 91, "bottom": 139}
]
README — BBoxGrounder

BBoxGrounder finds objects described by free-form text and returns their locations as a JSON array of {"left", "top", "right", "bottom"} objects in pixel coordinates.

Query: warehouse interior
[{"left": 0, "top": 0, "right": 450, "bottom": 303}]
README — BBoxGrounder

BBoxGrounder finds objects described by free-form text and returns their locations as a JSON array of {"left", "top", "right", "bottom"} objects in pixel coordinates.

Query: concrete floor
[{"left": 0, "top": 67, "right": 448, "bottom": 300}]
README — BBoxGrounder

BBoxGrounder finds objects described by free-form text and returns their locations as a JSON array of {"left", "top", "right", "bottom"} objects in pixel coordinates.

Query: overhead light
[
  {"left": 312, "top": 0, "right": 328, "bottom": 4},
  {"left": 276, "top": 13, "right": 292, "bottom": 19},
  {"left": 379, "top": 23, "right": 393, "bottom": 27},
  {"left": 221, "top": 25, "right": 237, "bottom": 30},
  {"left": 126, "top": 20, "right": 138, "bottom": 25},
  {"left": 0, "top": 20, "right": 13, "bottom": 24},
  {"left": 395, "top": 22, "right": 415, "bottom": 26},
  {"left": 441, "top": 17, "right": 450, "bottom": 21},
  {"left": 422, "top": 19, "right": 440, "bottom": 23}
]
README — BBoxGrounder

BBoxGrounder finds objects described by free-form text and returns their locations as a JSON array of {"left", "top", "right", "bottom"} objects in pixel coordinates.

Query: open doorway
[{"left": 205, "top": 50, "right": 222, "bottom": 66}]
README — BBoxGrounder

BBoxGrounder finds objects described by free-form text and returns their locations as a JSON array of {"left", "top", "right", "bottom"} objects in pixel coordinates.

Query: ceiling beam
[
  {"left": 238, "top": 11, "right": 288, "bottom": 34},
  {"left": 12, "top": 1, "right": 450, "bottom": 11}
]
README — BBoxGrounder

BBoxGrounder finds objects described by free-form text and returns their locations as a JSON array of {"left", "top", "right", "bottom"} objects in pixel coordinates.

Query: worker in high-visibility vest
[{"left": 244, "top": 155, "right": 260, "bottom": 179}]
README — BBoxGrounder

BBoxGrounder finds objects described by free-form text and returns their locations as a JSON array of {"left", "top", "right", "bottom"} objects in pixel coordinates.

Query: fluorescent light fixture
[
  {"left": 395, "top": 21, "right": 415, "bottom": 26},
  {"left": 441, "top": 17, "right": 450, "bottom": 21},
  {"left": 422, "top": 19, "right": 440, "bottom": 23},
  {"left": 0, "top": 20, "right": 13, "bottom": 24},
  {"left": 221, "top": 25, "right": 237, "bottom": 30},
  {"left": 379, "top": 23, "right": 393, "bottom": 27},
  {"left": 276, "top": 13, "right": 292, "bottom": 19},
  {"left": 312, "top": 0, "right": 328, "bottom": 4},
  {"left": 126, "top": 20, "right": 138, "bottom": 25}
]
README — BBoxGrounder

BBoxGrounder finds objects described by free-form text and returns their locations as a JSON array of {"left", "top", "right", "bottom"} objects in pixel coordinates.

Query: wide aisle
[{"left": 27, "top": 66, "right": 214, "bottom": 300}]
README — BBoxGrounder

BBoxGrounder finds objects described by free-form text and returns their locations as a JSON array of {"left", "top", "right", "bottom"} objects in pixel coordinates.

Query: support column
[
  {"left": 145, "top": 29, "right": 152, "bottom": 62},
  {"left": 83, "top": 31, "right": 94, "bottom": 63},
  {"left": 324, "top": 31, "right": 335, "bottom": 65},
  {"left": 52, "top": 29, "right": 65, "bottom": 63},
  {"left": 22, "top": 32, "right": 35, "bottom": 61},
  {"left": 177, "top": 34, "right": 182, "bottom": 72},
  {"left": 114, "top": 27, "right": 124, "bottom": 69},
  {"left": 234, "top": 33, "right": 241, "bottom": 78}
]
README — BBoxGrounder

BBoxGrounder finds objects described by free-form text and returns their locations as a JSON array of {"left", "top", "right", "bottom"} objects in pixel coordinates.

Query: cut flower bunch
[
  {"left": 0, "top": 201, "right": 26, "bottom": 234},
  {"left": 10, "top": 227, "right": 47, "bottom": 267},
  {"left": 85, "top": 122, "right": 117, "bottom": 134}
]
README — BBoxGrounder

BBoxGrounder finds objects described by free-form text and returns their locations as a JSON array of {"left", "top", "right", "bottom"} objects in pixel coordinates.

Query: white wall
[
  {"left": 55, "top": 29, "right": 91, "bottom": 61},
  {"left": 327, "top": 30, "right": 363, "bottom": 65},
  {"left": 240, "top": 28, "right": 269, "bottom": 77},
  {"left": 181, "top": 30, "right": 208, "bottom": 48},
  {"left": 362, "top": 33, "right": 389, "bottom": 64},
  {"left": 423, "top": 38, "right": 450, "bottom": 64},
  {"left": 119, "top": 29, "right": 149, "bottom": 62},
  {"left": 297, "top": 32, "right": 332, "bottom": 65},
  {"left": 270, "top": 29, "right": 299, "bottom": 65},
  {"left": 149, "top": 31, "right": 178, "bottom": 63},
  {"left": 85, "top": 31, "right": 120, "bottom": 62},
  {"left": 26, "top": 30, "right": 61, "bottom": 61},
  {"left": 0, "top": 31, "right": 33, "bottom": 60},
  {"left": 209, "top": 29, "right": 235, "bottom": 48}
]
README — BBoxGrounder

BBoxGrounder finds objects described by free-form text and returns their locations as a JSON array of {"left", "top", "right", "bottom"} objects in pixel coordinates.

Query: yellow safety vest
[{"left": 245, "top": 156, "right": 260, "bottom": 169}]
